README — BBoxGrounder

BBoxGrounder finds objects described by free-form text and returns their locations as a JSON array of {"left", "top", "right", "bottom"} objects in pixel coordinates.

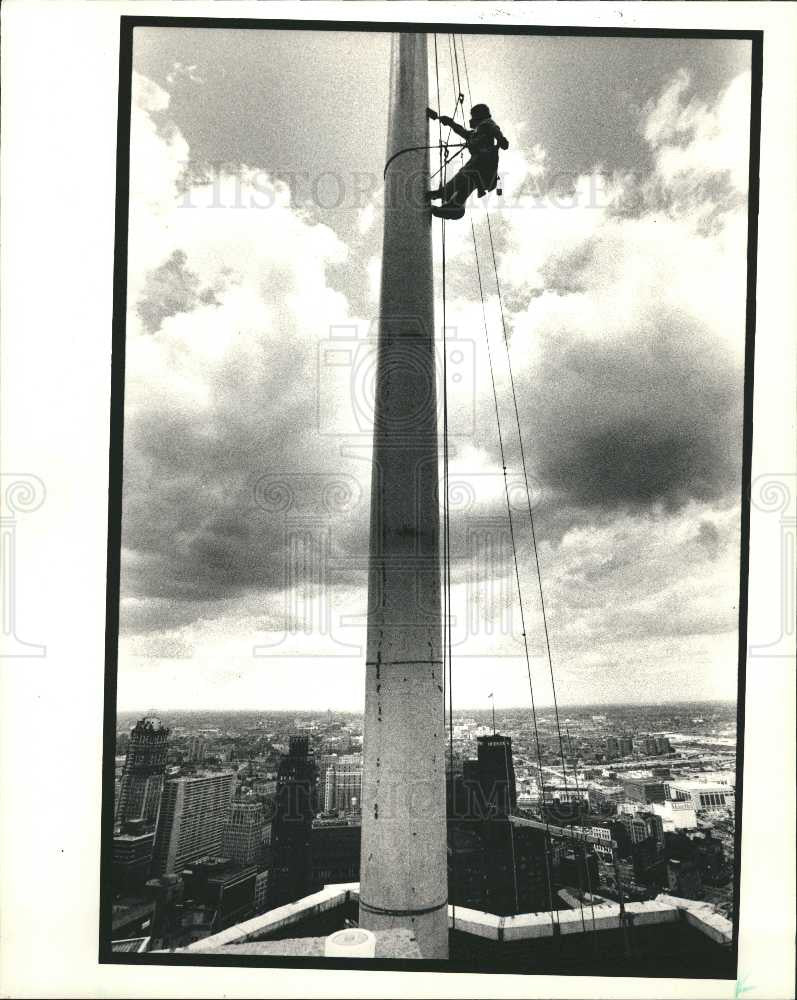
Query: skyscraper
[
  {"left": 187, "top": 735, "right": 207, "bottom": 763},
  {"left": 115, "top": 715, "right": 169, "bottom": 828},
  {"left": 150, "top": 770, "right": 236, "bottom": 876},
  {"left": 317, "top": 753, "right": 339, "bottom": 797},
  {"left": 268, "top": 737, "right": 318, "bottom": 907},
  {"left": 311, "top": 816, "right": 361, "bottom": 887},
  {"left": 654, "top": 735, "right": 673, "bottom": 755},
  {"left": 639, "top": 735, "right": 658, "bottom": 756},
  {"left": 112, "top": 818, "right": 156, "bottom": 892},
  {"left": 323, "top": 755, "right": 362, "bottom": 815},
  {"left": 451, "top": 735, "right": 548, "bottom": 917},
  {"left": 223, "top": 800, "right": 264, "bottom": 866},
  {"left": 469, "top": 735, "right": 518, "bottom": 818}
]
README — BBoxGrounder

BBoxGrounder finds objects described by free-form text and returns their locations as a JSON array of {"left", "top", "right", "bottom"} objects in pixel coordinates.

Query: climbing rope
[
  {"left": 383, "top": 142, "right": 464, "bottom": 179},
  {"left": 456, "top": 35, "right": 612, "bottom": 944},
  {"left": 468, "top": 208, "right": 556, "bottom": 926},
  {"left": 449, "top": 31, "right": 554, "bottom": 930},
  {"left": 429, "top": 143, "right": 466, "bottom": 184},
  {"left": 457, "top": 34, "right": 472, "bottom": 110},
  {"left": 433, "top": 33, "right": 456, "bottom": 936},
  {"left": 485, "top": 207, "right": 591, "bottom": 935},
  {"left": 460, "top": 35, "right": 627, "bottom": 947},
  {"left": 566, "top": 725, "right": 599, "bottom": 947}
]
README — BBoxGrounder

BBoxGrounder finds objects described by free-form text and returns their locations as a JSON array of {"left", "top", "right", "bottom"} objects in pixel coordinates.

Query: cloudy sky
[{"left": 117, "top": 26, "right": 752, "bottom": 712}]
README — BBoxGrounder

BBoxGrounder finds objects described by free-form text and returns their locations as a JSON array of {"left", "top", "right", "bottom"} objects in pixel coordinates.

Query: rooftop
[
  {"left": 667, "top": 779, "right": 736, "bottom": 791},
  {"left": 136, "top": 716, "right": 165, "bottom": 732},
  {"left": 169, "top": 883, "right": 734, "bottom": 976},
  {"left": 111, "top": 936, "right": 151, "bottom": 954}
]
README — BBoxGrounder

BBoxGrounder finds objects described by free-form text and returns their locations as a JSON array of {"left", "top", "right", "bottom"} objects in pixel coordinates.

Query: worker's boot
[{"left": 431, "top": 203, "right": 465, "bottom": 220}]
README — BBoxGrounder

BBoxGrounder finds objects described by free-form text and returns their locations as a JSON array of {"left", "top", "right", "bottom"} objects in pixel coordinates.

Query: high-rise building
[
  {"left": 317, "top": 753, "right": 338, "bottom": 799},
  {"left": 311, "top": 816, "right": 361, "bottom": 887},
  {"left": 623, "top": 779, "right": 666, "bottom": 803},
  {"left": 632, "top": 813, "right": 666, "bottom": 881},
  {"left": 618, "top": 736, "right": 634, "bottom": 756},
  {"left": 639, "top": 735, "right": 658, "bottom": 756},
  {"left": 617, "top": 810, "right": 664, "bottom": 847},
  {"left": 268, "top": 737, "right": 318, "bottom": 907},
  {"left": 145, "top": 873, "right": 184, "bottom": 950},
  {"left": 253, "top": 870, "right": 270, "bottom": 915},
  {"left": 554, "top": 846, "right": 600, "bottom": 894},
  {"left": 112, "top": 818, "right": 156, "bottom": 892},
  {"left": 150, "top": 770, "right": 236, "bottom": 876},
  {"left": 222, "top": 800, "right": 264, "bottom": 866},
  {"left": 605, "top": 736, "right": 619, "bottom": 758},
  {"left": 654, "top": 735, "right": 673, "bottom": 755},
  {"left": 450, "top": 735, "right": 548, "bottom": 917},
  {"left": 181, "top": 856, "right": 257, "bottom": 932},
  {"left": 469, "top": 735, "right": 517, "bottom": 818},
  {"left": 115, "top": 716, "right": 169, "bottom": 828},
  {"left": 323, "top": 755, "right": 362, "bottom": 814},
  {"left": 613, "top": 810, "right": 666, "bottom": 882},
  {"left": 187, "top": 735, "right": 207, "bottom": 763}
]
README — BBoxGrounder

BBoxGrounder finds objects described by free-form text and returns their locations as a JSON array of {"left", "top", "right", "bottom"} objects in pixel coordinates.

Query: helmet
[{"left": 470, "top": 104, "right": 491, "bottom": 123}]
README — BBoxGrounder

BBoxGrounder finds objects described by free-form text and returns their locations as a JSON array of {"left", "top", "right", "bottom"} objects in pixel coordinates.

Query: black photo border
[{"left": 101, "top": 13, "right": 763, "bottom": 981}]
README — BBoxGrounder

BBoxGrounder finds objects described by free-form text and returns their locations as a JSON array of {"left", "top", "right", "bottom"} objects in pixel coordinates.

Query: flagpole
[{"left": 358, "top": 32, "right": 448, "bottom": 960}]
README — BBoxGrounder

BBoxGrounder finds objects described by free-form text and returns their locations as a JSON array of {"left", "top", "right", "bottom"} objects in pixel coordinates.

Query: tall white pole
[{"left": 358, "top": 32, "right": 449, "bottom": 959}]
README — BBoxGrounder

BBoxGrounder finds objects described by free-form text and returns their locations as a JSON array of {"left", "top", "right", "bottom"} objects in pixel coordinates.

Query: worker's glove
[
  {"left": 439, "top": 115, "right": 455, "bottom": 128},
  {"left": 499, "top": 137, "right": 510, "bottom": 150},
  {"left": 426, "top": 107, "right": 439, "bottom": 120}
]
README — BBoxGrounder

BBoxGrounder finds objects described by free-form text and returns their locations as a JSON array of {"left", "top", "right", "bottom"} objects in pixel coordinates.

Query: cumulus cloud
[
  {"left": 643, "top": 68, "right": 750, "bottom": 194},
  {"left": 121, "top": 72, "right": 370, "bottom": 643},
  {"left": 458, "top": 70, "right": 750, "bottom": 524},
  {"left": 412, "top": 68, "right": 749, "bottom": 698},
  {"left": 119, "top": 64, "right": 749, "bottom": 707}
]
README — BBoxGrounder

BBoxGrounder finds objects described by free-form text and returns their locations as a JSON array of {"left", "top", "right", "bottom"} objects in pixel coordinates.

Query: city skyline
[{"left": 107, "top": 699, "right": 739, "bottom": 962}]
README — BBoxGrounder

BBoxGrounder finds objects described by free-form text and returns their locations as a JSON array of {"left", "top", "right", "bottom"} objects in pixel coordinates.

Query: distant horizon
[{"left": 116, "top": 697, "right": 738, "bottom": 718}]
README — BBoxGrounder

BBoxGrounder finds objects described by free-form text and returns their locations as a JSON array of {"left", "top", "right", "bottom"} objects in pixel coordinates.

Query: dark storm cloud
[
  {"left": 120, "top": 342, "right": 373, "bottom": 630},
  {"left": 466, "top": 67, "right": 749, "bottom": 528},
  {"left": 119, "top": 36, "right": 749, "bottom": 670},
  {"left": 510, "top": 311, "right": 743, "bottom": 516}
]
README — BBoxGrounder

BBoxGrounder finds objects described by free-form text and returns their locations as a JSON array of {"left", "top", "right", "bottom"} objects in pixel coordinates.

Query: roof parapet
[{"left": 174, "top": 882, "right": 732, "bottom": 955}]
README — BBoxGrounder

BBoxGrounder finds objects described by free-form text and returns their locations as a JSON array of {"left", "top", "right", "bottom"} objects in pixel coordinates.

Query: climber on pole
[{"left": 426, "top": 104, "right": 509, "bottom": 219}]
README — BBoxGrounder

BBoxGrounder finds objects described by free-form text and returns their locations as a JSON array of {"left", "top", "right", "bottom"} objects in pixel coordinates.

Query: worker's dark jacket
[{"left": 448, "top": 118, "right": 508, "bottom": 196}]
